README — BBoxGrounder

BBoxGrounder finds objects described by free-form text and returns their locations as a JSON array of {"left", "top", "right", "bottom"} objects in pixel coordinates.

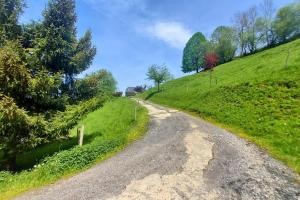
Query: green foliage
[
  {"left": 259, "top": 0, "right": 277, "bottom": 47},
  {"left": 29, "top": 69, "right": 67, "bottom": 112},
  {"left": 37, "top": 0, "right": 96, "bottom": 88},
  {"left": 0, "top": 96, "right": 104, "bottom": 170},
  {"left": 182, "top": 32, "right": 208, "bottom": 73},
  {"left": 0, "top": 41, "right": 101, "bottom": 169},
  {"left": 49, "top": 97, "right": 105, "bottom": 137},
  {"left": 211, "top": 26, "right": 237, "bottom": 64},
  {"left": 0, "top": 0, "right": 25, "bottom": 45},
  {"left": 0, "top": 41, "right": 67, "bottom": 112},
  {"left": 71, "top": 30, "right": 97, "bottom": 74},
  {"left": 0, "top": 94, "right": 48, "bottom": 170},
  {"left": 20, "top": 21, "right": 43, "bottom": 48},
  {"left": 74, "top": 70, "right": 117, "bottom": 101},
  {"left": 0, "top": 41, "right": 31, "bottom": 106},
  {"left": 0, "top": 98, "right": 149, "bottom": 199},
  {"left": 0, "top": 0, "right": 102, "bottom": 172},
  {"left": 274, "top": 2, "right": 300, "bottom": 42},
  {"left": 141, "top": 39, "right": 300, "bottom": 174},
  {"left": 146, "top": 64, "right": 172, "bottom": 92}
]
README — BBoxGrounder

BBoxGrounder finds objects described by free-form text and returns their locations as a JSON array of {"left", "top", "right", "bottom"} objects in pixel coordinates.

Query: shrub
[
  {"left": 49, "top": 97, "right": 105, "bottom": 137},
  {"left": 0, "top": 94, "right": 48, "bottom": 170},
  {"left": 0, "top": 99, "right": 149, "bottom": 199},
  {"left": 73, "top": 70, "right": 117, "bottom": 101},
  {"left": 0, "top": 94, "right": 104, "bottom": 171}
]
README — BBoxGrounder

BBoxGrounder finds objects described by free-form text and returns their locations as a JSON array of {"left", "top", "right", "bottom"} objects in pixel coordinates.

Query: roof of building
[{"left": 126, "top": 87, "right": 136, "bottom": 93}]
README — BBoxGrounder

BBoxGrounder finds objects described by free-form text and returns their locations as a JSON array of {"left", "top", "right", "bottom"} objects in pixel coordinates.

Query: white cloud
[{"left": 144, "top": 21, "right": 192, "bottom": 49}]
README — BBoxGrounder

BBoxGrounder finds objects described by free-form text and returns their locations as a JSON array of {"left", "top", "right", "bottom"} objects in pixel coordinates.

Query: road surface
[{"left": 16, "top": 101, "right": 300, "bottom": 200}]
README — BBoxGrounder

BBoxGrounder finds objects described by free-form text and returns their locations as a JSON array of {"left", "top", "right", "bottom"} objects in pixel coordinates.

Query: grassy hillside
[
  {"left": 141, "top": 39, "right": 300, "bottom": 174},
  {"left": 0, "top": 98, "right": 149, "bottom": 200}
]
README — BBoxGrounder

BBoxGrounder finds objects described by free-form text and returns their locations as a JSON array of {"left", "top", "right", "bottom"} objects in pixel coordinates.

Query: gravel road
[{"left": 16, "top": 101, "right": 300, "bottom": 200}]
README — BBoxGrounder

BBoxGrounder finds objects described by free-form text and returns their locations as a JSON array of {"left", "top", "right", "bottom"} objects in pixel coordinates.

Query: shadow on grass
[
  {"left": 145, "top": 91, "right": 160, "bottom": 100},
  {"left": 0, "top": 133, "right": 102, "bottom": 171}
]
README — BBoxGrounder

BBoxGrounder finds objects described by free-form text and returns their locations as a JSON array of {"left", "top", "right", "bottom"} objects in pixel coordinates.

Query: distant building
[{"left": 125, "top": 87, "right": 137, "bottom": 97}]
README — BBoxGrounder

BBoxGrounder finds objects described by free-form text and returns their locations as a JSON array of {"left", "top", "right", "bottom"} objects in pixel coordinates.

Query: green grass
[
  {"left": 140, "top": 39, "right": 300, "bottom": 174},
  {"left": 0, "top": 97, "right": 105, "bottom": 170},
  {"left": 0, "top": 98, "right": 149, "bottom": 200}
]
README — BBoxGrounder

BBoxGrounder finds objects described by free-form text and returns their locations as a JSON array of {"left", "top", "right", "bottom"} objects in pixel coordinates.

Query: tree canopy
[
  {"left": 0, "top": 0, "right": 25, "bottom": 46},
  {"left": 274, "top": 3, "right": 300, "bottom": 42},
  {"left": 147, "top": 64, "right": 172, "bottom": 92},
  {"left": 182, "top": 0, "right": 300, "bottom": 72},
  {"left": 182, "top": 32, "right": 207, "bottom": 73},
  {"left": 0, "top": 0, "right": 102, "bottom": 170},
  {"left": 36, "top": 0, "right": 96, "bottom": 89},
  {"left": 211, "top": 26, "right": 237, "bottom": 64},
  {"left": 74, "top": 70, "right": 117, "bottom": 101}
]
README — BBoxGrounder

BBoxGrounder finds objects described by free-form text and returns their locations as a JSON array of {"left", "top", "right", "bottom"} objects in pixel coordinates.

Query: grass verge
[
  {"left": 140, "top": 39, "right": 300, "bottom": 174},
  {"left": 0, "top": 98, "right": 149, "bottom": 200}
]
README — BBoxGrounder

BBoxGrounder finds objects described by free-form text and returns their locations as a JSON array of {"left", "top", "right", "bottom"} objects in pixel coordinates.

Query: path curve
[{"left": 16, "top": 101, "right": 300, "bottom": 200}]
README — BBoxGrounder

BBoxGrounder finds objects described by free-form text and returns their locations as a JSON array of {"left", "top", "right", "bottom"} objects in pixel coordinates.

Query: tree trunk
[
  {"left": 157, "top": 83, "right": 160, "bottom": 92},
  {"left": 5, "top": 152, "right": 17, "bottom": 171},
  {"left": 196, "top": 68, "right": 199, "bottom": 73}
]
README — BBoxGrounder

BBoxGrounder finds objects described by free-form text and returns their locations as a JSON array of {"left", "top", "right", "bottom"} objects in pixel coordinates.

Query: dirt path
[{"left": 16, "top": 101, "right": 300, "bottom": 200}]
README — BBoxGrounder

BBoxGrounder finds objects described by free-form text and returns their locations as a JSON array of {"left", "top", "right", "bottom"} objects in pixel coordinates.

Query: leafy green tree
[
  {"left": 29, "top": 69, "right": 67, "bottom": 112},
  {"left": 37, "top": 0, "right": 96, "bottom": 88},
  {"left": 70, "top": 30, "right": 97, "bottom": 79},
  {"left": 74, "top": 70, "right": 116, "bottom": 101},
  {"left": 274, "top": 3, "right": 300, "bottom": 42},
  {"left": 0, "top": 42, "right": 67, "bottom": 112},
  {"left": 147, "top": 64, "right": 171, "bottom": 92},
  {"left": 20, "top": 21, "right": 43, "bottom": 48},
  {"left": 211, "top": 26, "right": 237, "bottom": 64},
  {"left": 0, "top": 41, "right": 31, "bottom": 106},
  {"left": 182, "top": 32, "right": 207, "bottom": 73},
  {"left": 0, "top": 94, "right": 48, "bottom": 170},
  {"left": 0, "top": 0, "right": 25, "bottom": 46},
  {"left": 97, "top": 70, "right": 117, "bottom": 96},
  {"left": 234, "top": 7, "right": 267, "bottom": 54}
]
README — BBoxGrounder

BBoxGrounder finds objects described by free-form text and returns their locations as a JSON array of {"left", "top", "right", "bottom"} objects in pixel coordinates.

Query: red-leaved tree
[
  {"left": 204, "top": 53, "right": 218, "bottom": 87},
  {"left": 204, "top": 53, "right": 218, "bottom": 70}
]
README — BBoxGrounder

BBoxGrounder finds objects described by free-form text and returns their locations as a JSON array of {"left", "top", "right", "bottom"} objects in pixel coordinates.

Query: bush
[
  {"left": 73, "top": 70, "right": 117, "bottom": 101},
  {"left": 49, "top": 97, "right": 105, "bottom": 137},
  {"left": 0, "top": 99, "right": 149, "bottom": 199},
  {"left": 0, "top": 94, "right": 48, "bottom": 170},
  {"left": 0, "top": 93, "right": 105, "bottom": 171}
]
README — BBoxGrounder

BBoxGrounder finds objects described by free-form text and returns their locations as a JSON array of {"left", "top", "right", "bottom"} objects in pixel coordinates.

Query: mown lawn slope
[
  {"left": 141, "top": 39, "right": 300, "bottom": 174},
  {"left": 0, "top": 98, "right": 148, "bottom": 200}
]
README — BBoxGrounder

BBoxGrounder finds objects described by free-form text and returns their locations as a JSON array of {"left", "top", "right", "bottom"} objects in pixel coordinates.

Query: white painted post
[{"left": 77, "top": 125, "right": 84, "bottom": 146}]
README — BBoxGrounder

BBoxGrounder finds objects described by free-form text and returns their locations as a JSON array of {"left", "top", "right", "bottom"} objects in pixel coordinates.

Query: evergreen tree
[
  {"left": 20, "top": 21, "right": 43, "bottom": 48},
  {"left": 0, "top": 0, "right": 25, "bottom": 46},
  {"left": 37, "top": 0, "right": 96, "bottom": 89}
]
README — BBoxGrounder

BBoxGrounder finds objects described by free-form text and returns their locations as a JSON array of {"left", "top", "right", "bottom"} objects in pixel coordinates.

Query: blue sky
[{"left": 21, "top": 0, "right": 294, "bottom": 92}]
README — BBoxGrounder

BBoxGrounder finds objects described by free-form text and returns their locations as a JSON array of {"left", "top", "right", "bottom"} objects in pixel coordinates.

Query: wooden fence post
[
  {"left": 210, "top": 69, "right": 212, "bottom": 88},
  {"left": 285, "top": 49, "right": 291, "bottom": 68},
  {"left": 77, "top": 125, "right": 84, "bottom": 146},
  {"left": 135, "top": 106, "right": 137, "bottom": 121}
]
